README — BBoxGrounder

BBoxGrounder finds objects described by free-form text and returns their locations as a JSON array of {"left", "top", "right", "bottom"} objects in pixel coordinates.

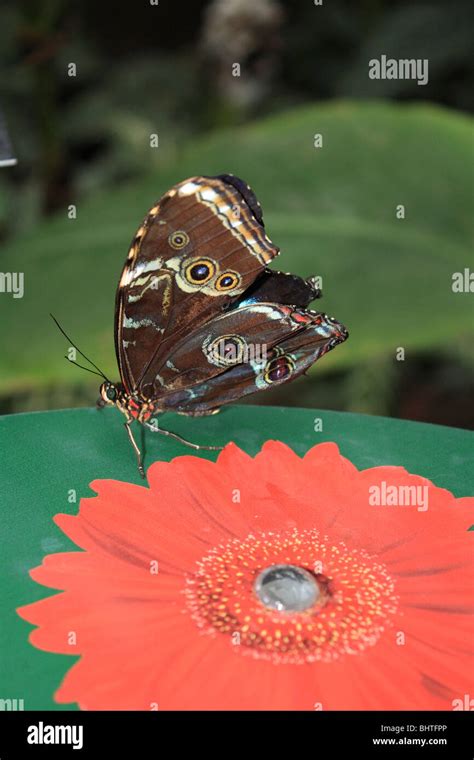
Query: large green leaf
[
  {"left": 1, "top": 404, "right": 473, "bottom": 709},
  {"left": 0, "top": 100, "right": 472, "bottom": 398}
]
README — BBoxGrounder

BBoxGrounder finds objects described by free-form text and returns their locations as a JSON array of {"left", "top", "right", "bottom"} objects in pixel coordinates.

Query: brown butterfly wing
[
  {"left": 232, "top": 268, "right": 322, "bottom": 309},
  {"left": 115, "top": 176, "right": 279, "bottom": 396},
  {"left": 156, "top": 308, "right": 348, "bottom": 414},
  {"left": 151, "top": 303, "right": 314, "bottom": 394}
]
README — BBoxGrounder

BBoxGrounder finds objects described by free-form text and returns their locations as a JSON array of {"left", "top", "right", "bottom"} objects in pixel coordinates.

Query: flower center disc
[
  {"left": 185, "top": 528, "right": 399, "bottom": 664},
  {"left": 254, "top": 564, "right": 320, "bottom": 612}
]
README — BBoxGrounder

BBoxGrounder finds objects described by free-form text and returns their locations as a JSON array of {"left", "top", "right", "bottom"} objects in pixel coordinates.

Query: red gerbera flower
[{"left": 17, "top": 442, "right": 474, "bottom": 710}]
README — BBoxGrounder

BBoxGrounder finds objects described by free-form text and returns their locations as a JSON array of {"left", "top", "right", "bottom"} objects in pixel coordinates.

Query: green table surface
[{"left": 1, "top": 405, "right": 473, "bottom": 710}]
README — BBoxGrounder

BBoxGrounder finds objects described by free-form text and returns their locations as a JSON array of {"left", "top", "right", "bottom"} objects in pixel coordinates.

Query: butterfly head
[{"left": 99, "top": 381, "right": 120, "bottom": 407}]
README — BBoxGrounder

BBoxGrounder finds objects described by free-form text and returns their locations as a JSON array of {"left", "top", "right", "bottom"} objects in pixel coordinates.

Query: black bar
[{"left": 0, "top": 711, "right": 471, "bottom": 757}]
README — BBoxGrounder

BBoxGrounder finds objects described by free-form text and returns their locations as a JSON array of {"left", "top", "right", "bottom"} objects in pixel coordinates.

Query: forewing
[{"left": 115, "top": 176, "right": 279, "bottom": 394}]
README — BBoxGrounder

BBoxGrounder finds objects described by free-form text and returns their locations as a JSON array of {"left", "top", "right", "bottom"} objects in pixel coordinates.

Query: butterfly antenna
[
  {"left": 50, "top": 314, "right": 110, "bottom": 382},
  {"left": 64, "top": 356, "right": 106, "bottom": 378}
]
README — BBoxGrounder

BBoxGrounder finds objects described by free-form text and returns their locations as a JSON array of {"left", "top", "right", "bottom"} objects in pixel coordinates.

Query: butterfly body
[
  {"left": 99, "top": 382, "right": 156, "bottom": 423},
  {"left": 100, "top": 174, "right": 348, "bottom": 473}
]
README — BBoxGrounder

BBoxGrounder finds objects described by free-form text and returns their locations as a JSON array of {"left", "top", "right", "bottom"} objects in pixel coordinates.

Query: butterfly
[{"left": 86, "top": 174, "right": 347, "bottom": 476}]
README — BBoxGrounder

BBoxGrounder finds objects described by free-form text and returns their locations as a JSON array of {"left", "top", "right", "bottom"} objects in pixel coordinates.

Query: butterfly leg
[
  {"left": 124, "top": 420, "right": 145, "bottom": 478},
  {"left": 144, "top": 420, "right": 223, "bottom": 452}
]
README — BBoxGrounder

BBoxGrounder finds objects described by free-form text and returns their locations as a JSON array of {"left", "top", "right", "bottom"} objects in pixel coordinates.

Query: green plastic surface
[{"left": 1, "top": 405, "right": 473, "bottom": 709}]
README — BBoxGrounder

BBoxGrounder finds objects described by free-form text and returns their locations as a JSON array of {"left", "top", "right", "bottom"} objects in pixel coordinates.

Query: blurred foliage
[
  {"left": 338, "top": 2, "right": 474, "bottom": 108},
  {"left": 282, "top": 0, "right": 474, "bottom": 108},
  {"left": 0, "top": 100, "right": 473, "bottom": 425},
  {"left": 1, "top": 0, "right": 473, "bottom": 233},
  {"left": 0, "top": 3, "right": 207, "bottom": 233}
]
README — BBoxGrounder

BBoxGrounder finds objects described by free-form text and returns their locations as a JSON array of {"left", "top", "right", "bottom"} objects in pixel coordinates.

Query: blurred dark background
[{"left": 0, "top": 0, "right": 473, "bottom": 427}]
